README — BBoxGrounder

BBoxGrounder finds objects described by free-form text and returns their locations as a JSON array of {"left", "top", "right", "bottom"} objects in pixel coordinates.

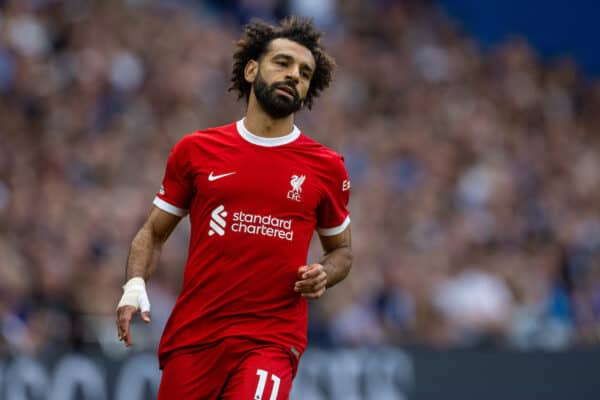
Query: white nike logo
[{"left": 208, "top": 171, "right": 236, "bottom": 181}]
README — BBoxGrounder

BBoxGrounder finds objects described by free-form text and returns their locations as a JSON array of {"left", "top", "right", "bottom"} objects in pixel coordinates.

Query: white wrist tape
[{"left": 117, "top": 277, "right": 150, "bottom": 312}]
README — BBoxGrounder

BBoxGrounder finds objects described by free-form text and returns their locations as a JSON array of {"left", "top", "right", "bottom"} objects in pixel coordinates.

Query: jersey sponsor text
[{"left": 232, "top": 210, "right": 294, "bottom": 241}]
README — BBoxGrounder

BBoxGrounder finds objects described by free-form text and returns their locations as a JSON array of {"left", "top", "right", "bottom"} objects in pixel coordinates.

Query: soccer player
[{"left": 116, "top": 17, "right": 352, "bottom": 399}]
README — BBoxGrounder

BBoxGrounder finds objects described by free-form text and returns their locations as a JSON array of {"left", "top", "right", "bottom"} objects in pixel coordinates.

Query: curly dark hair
[{"left": 229, "top": 16, "right": 336, "bottom": 110}]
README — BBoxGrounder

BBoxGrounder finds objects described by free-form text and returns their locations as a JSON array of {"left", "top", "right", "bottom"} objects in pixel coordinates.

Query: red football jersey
[{"left": 153, "top": 119, "right": 350, "bottom": 368}]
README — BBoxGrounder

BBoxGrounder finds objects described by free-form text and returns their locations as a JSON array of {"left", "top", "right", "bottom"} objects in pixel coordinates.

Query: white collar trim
[{"left": 236, "top": 118, "right": 300, "bottom": 147}]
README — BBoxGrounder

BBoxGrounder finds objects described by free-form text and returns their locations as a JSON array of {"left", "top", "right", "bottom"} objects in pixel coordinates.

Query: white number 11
[{"left": 254, "top": 369, "right": 281, "bottom": 400}]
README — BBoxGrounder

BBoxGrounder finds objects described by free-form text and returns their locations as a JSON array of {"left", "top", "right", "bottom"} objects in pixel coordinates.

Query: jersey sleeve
[
  {"left": 153, "top": 137, "right": 194, "bottom": 216},
  {"left": 316, "top": 154, "right": 351, "bottom": 236}
]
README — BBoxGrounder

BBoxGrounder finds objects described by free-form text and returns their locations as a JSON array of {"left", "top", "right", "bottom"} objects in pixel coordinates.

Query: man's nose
[{"left": 285, "top": 66, "right": 300, "bottom": 83}]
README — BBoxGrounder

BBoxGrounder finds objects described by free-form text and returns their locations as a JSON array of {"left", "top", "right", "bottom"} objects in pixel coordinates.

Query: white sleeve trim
[
  {"left": 317, "top": 216, "right": 351, "bottom": 236},
  {"left": 153, "top": 197, "right": 188, "bottom": 217}
]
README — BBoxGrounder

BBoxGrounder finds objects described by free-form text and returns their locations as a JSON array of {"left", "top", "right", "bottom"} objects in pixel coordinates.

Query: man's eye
[{"left": 276, "top": 61, "right": 287, "bottom": 66}]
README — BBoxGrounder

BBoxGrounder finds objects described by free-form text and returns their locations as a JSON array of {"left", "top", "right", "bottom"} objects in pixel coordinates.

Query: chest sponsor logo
[
  {"left": 287, "top": 174, "right": 306, "bottom": 202},
  {"left": 208, "top": 205, "right": 294, "bottom": 241},
  {"left": 208, "top": 205, "right": 228, "bottom": 236},
  {"left": 208, "top": 171, "right": 236, "bottom": 182}
]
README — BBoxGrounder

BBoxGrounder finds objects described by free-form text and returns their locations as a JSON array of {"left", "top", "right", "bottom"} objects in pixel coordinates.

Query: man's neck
[{"left": 244, "top": 97, "right": 295, "bottom": 138}]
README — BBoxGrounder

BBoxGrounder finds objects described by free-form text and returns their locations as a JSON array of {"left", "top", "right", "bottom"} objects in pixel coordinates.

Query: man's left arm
[{"left": 295, "top": 226, "right": 352, "bottom": 299}]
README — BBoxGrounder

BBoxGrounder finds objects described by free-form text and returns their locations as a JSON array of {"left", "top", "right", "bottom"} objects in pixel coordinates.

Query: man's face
[{"left": 250, "top": 38, "right": 316, "bottom": 119}]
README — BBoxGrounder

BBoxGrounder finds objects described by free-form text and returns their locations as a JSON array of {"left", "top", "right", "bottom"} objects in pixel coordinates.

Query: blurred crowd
[{"left": 2, "top": 0, "right": 600, "bottom": 359}]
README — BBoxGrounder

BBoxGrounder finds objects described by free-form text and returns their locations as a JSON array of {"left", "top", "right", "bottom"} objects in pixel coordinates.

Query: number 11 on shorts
[{"left": 254, "top": 369, "right": 280, "bottom": 400}]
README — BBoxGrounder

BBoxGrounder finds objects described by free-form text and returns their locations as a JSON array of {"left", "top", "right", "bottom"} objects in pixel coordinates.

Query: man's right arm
[
  {"left": 116, "top": 205, "right": 182, "bottom": 346},
  {"left": 126, "top": 206, "right": 182, "bottom": 280}
]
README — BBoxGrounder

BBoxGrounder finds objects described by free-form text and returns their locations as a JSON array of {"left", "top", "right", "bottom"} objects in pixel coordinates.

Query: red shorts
[{"left": 157, "top": 337, "right": 298, "bottom": 400}]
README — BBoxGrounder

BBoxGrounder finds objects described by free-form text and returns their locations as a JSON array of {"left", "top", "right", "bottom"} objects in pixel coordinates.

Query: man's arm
[
  {"left": 125, "top": 206, "right": 181, "bottom": 280},
  {"left": 116, "top": 206, "right": 182, "bottom": 346},
  {"left": 294, "top": 225, "right": 352, "bottom": 299}
]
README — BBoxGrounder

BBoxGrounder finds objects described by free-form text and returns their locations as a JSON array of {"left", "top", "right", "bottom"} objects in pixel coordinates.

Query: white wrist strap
[{"left": 117, "top": 277, "right": 150, "bottom": 312}]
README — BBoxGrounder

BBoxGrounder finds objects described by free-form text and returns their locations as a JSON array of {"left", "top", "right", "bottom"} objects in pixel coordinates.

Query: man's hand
[
  {"left": 116, "top": 277, "right": 151, "bottom": 347},
  {"left": 295, "top": 263, "right": 328, "bottom": 299}
]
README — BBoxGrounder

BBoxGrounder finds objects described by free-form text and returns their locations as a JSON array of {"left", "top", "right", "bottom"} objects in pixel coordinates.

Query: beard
[{"left": 253, "top": 70, "right": 303, "bottom": 119}]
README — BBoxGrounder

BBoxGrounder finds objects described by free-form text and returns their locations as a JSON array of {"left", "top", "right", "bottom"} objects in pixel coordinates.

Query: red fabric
[
  {"left": 154, "top": 121, "right": 350, "bottom": 368},
  {"left": 157, "top": 337, "right": 296, "bottom": 400}
]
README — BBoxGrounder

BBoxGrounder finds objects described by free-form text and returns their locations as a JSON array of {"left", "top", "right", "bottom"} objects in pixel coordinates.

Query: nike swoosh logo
[{"left": 208, "top": 171, "right": 236, "bottom": 182}]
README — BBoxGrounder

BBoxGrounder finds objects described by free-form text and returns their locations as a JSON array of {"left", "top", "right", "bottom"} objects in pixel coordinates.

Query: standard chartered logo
[
  {"left": 232, "top": 211, "right": 294, "bottom": 241},
  {"left": 208, "top": 205, "right": 294, "bottom": 241},
  {"left": 208, "top": 205, "right": 227, "bottom": 236}
]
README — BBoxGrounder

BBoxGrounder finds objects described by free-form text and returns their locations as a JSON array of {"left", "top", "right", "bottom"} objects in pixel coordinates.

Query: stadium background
[{"left": 1, "top": 0, "right": 600, "bottom": 398}]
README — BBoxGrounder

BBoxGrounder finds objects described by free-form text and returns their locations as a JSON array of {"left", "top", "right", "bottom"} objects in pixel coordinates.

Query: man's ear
[{"left": 244, "top": 60, "right": 258, "bottom": 83}]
